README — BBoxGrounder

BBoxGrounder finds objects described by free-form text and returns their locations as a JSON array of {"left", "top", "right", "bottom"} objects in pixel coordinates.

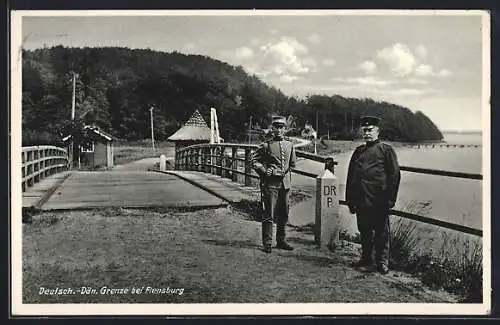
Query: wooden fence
[
  {"left": 22, "top": 146, "right": 69, "bottom": 192},
  {"left": 174, "top": 143, "right": 483, "bottom": 237}
]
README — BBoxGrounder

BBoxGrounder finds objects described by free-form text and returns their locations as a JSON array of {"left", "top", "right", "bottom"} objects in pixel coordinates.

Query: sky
[{"left": 19, "top": 11, "right": 488, "bottom": 132}]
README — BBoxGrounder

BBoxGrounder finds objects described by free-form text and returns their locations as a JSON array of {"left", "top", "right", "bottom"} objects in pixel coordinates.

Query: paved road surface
[
  {"left": 111, "top": 157, "right": 163, "bottom": 171},
  {"left": 41, "top": 170, "right": 226, "bottom": 210}
]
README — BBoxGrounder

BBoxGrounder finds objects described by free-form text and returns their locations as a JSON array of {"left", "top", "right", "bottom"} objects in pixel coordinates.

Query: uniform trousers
[
  {"left": 261, "top": 184, "right": 289, "bottom": 247},
  {"left": 356, "top": 205, "right": 391, "bottom": 267}
]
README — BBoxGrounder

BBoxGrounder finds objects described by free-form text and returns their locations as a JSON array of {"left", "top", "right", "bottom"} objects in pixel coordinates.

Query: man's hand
[
  {"left": 266, "top": 168, "right": 273, "bottom": 176},
  {"left": 348, "top": 205, "right": 357, "bottom": 214},
  {"left": 387, "top": 201, "right": 395, "bottom": 209}
]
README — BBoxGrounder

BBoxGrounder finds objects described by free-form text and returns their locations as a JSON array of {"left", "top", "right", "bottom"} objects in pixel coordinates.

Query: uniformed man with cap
[
  {"left": 346, "top": 115, "right": 401, "bottom": 274},
  {"left": 251, "top": 115, "right": 297, "bottom": 253}
]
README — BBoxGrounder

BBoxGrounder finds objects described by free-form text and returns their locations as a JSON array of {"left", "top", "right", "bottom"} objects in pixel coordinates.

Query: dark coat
[
  {"left": 251, "top": 138, "right": 297, "bottom": 189},
  {"left": 346, "top": 140, "right": 401, "bottom": 209}
]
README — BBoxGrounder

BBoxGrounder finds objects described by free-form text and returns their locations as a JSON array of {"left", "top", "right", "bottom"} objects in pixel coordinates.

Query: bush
[{"left": 387, "top": 200, "right": 483, "bottom": 303}]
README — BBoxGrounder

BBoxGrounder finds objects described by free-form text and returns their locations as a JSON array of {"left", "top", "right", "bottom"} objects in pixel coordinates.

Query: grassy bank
[
  {"left": 22, "top": 207, "right": 457, "bottom": 304},
  {"left": 113, "top": 140, "right": 175, "bottom": 166},
  {"left": 339, "top": 201, "right": 483, "bottom": 303},
  {"left": 389, "top": 217, "right": 482, "bottom": 303}
]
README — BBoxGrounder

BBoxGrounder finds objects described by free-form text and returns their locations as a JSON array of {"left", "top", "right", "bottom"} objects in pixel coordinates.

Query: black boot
[
  {"left": 276, "top": 241, "right": 294, "bottom": 251},
  {"left": 262, "top": 221, "right": 273, "bottom": 253},
  {"left": 351, "top": 258, "right": 373, "bottom": 268}
]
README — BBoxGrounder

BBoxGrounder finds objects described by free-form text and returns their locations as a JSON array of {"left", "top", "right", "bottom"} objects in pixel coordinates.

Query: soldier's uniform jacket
[
  {"left": 346, "top": 140, "right": 401, "bottom": 208},
  {"left": 251, "top": 138, "right": 297, "bottom": 189}
]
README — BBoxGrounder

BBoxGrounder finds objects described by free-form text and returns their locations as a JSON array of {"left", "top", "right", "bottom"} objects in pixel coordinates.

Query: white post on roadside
[
  {"left": 159, "top": 154, "right": 166, "bottom": 171},
  {"left": 150, "top": 106, "right": 155, "bottom": 152},
  {"left": 315, "top": 158, "right": 340, "bottom": 251}
]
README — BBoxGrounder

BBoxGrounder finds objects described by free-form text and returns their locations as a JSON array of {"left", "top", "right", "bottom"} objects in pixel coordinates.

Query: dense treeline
[{"left": 22, "top": 46, "right": 443, "bottom": 145}]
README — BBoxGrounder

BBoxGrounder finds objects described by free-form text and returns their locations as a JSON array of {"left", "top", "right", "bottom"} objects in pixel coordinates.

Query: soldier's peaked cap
[
  {"left": 271, "top": 115, "right": 287, "bottom": 125},
  {"left": 360, "top": 115, "right": 381, "bottom": 127}
]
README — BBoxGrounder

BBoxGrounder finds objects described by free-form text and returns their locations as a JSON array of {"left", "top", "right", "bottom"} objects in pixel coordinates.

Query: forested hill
[{"left": 22, "top": 46, "right": 443, "bottom": 145}]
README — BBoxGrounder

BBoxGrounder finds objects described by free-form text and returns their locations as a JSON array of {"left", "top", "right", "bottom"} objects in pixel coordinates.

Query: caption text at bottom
[{"left": 39, "top": 286, "right": 185, "bottom": 296}]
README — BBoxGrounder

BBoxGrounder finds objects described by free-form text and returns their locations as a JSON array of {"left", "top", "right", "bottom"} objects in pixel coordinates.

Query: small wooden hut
[
  {"left": 168, "top": 110, "right": 212, "bottom": 162},
  {"left": 62, "top": 125, "right": 114, "bottom": 170}
]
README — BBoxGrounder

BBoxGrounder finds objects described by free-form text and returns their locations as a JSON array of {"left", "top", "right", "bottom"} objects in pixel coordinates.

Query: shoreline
[{"left": 303, "top": 139, "right": 482, "bottom": 157}]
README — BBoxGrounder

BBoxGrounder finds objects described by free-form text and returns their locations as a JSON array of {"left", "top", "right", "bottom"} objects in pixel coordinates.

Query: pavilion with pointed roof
[{"left": 168, "top": 109, "right": 212, "bottom": 158}]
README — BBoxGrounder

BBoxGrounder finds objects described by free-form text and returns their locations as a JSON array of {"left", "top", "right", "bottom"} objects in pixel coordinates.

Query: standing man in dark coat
[
  {"left": 346, "top": 115, "right": 401, "bottom": 274},
  {"left": 251, "top": 116, "right": 297, "bottom": 253}
]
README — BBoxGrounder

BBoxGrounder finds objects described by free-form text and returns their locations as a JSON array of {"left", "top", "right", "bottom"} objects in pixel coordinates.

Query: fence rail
[
  {"left": 174, "top": 142, "right": 483, "bottom": 237},
  {"left": 22, "top": 146, "right": 69, "bottom": 192}
]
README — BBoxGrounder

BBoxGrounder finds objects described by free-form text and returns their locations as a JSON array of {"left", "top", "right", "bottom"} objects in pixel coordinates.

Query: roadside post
[
  {"left": 315, "top": 158, "right": 340, "bottom": 251},
  {"left": 159, "top": 154, "right": 167, "bottom": 171}
]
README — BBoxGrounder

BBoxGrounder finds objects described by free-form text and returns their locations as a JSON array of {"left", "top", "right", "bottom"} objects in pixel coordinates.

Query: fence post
[
  {"left": 221, "top": 147, "right": 227, "bottom": 178},
  {"left": 182, "top": 150, "right": 185, "bottom": 170},
  {"left": 191, "top": 148, "right": 195, "bottom": 170},
  {"left": 202, "top": 147, "right": 208, "bottom": 173},
  {"left": 210, "top": 147, "right": 215, "bottom": 175},
  {"left": 197, "top": 147, "right": 202, "bottom": 171},
  {"left": 244, "top": 148, "right": 252, "bottom": 186},
  {"left": 232, "top": 147, "right": 238, "bottom": 182},
  {"left": 189, "top": 148, "right": 193, "bottom": 170},
  {"left": 314, "top": 157, "right": 340, "bottom": 250},
  {"left": 34, "top": 149, "right": 40, "bottom": 183},
  {"left": 216, "top": 146, "right": 221, "bottom": 176},
  {"left": 27, "top": 150, "right": 33, "bottom": 187}
]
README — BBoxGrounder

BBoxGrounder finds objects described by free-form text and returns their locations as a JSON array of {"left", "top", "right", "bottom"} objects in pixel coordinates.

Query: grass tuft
[{"left": 386, "top": 200, "right": 483, "bottom": 303}]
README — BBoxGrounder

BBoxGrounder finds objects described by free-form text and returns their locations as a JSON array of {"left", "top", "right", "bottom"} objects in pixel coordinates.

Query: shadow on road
[{"left": 202, "top": 239, "right": 260, "bottom": 249}]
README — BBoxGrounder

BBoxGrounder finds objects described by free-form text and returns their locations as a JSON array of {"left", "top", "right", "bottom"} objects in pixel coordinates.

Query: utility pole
[
  {"left": 248, "top": 115, "right": 253, "bottom": 144},
  {"left": 150, "top": 106, "right": 155, "bottom": 152},
  {"left": 71, "top": 72, "right": 76, "bottom": 120},
  {"left": 315, "top": 109, "right": 319, "bottom": 154},
  {"left": 69, "top": 72, "right": 77, "bottom": 170}
]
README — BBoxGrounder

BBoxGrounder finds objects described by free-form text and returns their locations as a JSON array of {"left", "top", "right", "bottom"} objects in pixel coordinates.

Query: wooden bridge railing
[
  {"left": 22, "top": 146, "right": 69, "bottom": 192},
  {"left": 174, "top": 143, "right": 482, "bottom": 237}
]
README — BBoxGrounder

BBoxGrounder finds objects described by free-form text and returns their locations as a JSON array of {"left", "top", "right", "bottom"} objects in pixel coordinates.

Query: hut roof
[
  {"left": 62, "top": 125, "right": 113, "bottom": 142},
  {"left": 168, "top": 110, "right": 211, "bottom": 141}
]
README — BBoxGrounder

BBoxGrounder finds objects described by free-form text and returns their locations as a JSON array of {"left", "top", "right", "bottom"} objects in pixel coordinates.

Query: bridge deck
[
  {"left": 37, "top": 170, "right": 226, "bottom": 210},
  {"left": 158, "top": 170, "right": 261, "bottom": 203}
]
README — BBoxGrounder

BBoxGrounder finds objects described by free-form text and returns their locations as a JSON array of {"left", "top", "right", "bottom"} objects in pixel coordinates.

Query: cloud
[
  {"left": 415, "top": 64, "right": 434, "bottom": 77},
  {"left": 332, "top": 76, "right": 392, "bottom": 87},
  {"left": 303, "top": 57, "right": 318, "bottom": 71},
  {"left": 250, "top": 38, "right": 260, "bottom": 46},
  {"left": 391, "top": 88, "right": 426, "bottom": 96},
  {"left": 259, "top": 36, "right": 311, "bottom": 75},
  {"left": 182, "top": 43, "right": 197, "bottom": 53},
  {"left": 280, "top": 75, "right": 300, "bottom": 83},
  {"left": 364, "top": 87, "right": 428, "bottom": 96},
  {"left": 347, "top": 76, "right": 391, "bottom": 87},
  {"left": 376, "top": 43, "right": 417, "bottom": 77},
  {"left": 234, "top": 46, "right": 254, "bottom": 60},
  {"left": 407, "top": 78, "right": 428, "bottom": 85},
  {"left": 416, "top": 44, "right": 428, "bottom": 59},
  {"left": 375, "top": 43, "right": 452, "bottom": 80},
  {"left": 322, "top": 58, "right": 336, "bottom": 67},
  {"left": 359, "top": 60, "right": 377, "bottom": 74},
  {"left": 307, "top": 33, "right": 322, "bottom": 44},
  {"left": 415, "top": 64, "right": 453, "bottom": 77},
  {"left": 437, "top": 69, "right": 452, "bottom": 77}
]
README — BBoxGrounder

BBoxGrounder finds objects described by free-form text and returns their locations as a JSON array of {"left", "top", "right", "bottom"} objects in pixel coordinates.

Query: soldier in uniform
[
  {"left": 346, "top": 115, "right": 401, "bottom": 274},
  {"left": 251, "top": 116, "right": 297, "bottom": 253}
]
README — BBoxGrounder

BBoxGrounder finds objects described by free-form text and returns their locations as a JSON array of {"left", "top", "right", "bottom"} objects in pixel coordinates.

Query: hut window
[{"left": 81, "top": 141, "right": 95, "bottom": 152}]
